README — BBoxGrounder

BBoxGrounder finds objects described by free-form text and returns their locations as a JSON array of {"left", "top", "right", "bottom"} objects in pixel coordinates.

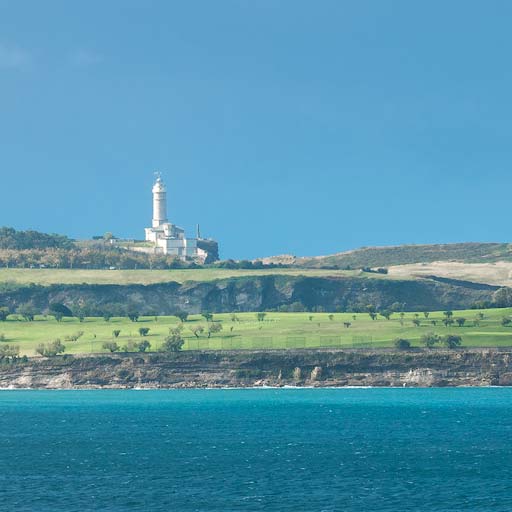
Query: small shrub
[
  {"left": 394, "top": 338, "right": 411, "bottom": 350},
  {"left": 102, "top": 341, "right": 120, "bottom": 353},
  {"left": 421, "top": 332, "right": 440, "bottom": 348},
  {"left": 208, "top": 323, "right": 223, "bottom": 338},
  {"left": 442, "top": 335, "right": 462, "bottom": 349},
  {"left": 36, "top": 339, "right": 66, "bottom": 357}
]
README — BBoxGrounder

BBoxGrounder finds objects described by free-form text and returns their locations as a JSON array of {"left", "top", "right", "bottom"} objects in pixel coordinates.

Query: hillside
[{"left": 262, "top": 243, "right": 512, "bottom": 269}]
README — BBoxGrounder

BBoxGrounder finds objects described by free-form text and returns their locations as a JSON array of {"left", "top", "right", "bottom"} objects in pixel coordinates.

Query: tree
[
  {"left": 443, "top": 318, "right": 454, "bottom": 327},
  {"left": 175, "top": 311, "right": 188, "bottom": 322},
  {"left": 202, "top": 312, "right": 213, "bottom": 322},
  {"left": 230, "top": 314, "right": 239, "bottom": 322},
  {"left": 369, "top": 312, "right": 377, "bottom": 321},
  {"left": 492, "top": 287, "right": 512, "bottom": 308},
  {"left": 473, "top": 317, "right": 481, "bottom": 327},
  {"left": 256, "top": 312, "right": 266, "bottom": 322},
  {"left": 102, "top": 341, "right": 120, "bottom": 353},
  {"left": 103, "top": 312, "right": 112, "bottom": 322},
  {"left": 328, "top": 314, "right": 334, "bottom": 321},
  {"left": 431, "top": 320, "right": 438, "bottom": 326},
  {"left": 127, "top": 308, "right": 140, "bottom": 322},
  {"left": 169, "top": 325, "right": 183, "bottom": 336},
  {"left": 366, "top": 304, "right": 376, "bottom": 314},
  {"left": 394, "top": 338, "right": 411, "bottom": 350},
  {"left": 456, "top": 318, "right": 466, "bottom": 327},
  {"left": 443, "top": 311, "right": 453, "bottom": 319},
  {"left": 161, "top": 333, "right": 184, "bottom": 352},
  {"left": 53, "top": 311, "right": 64, "bottom": 322},
  {"left": 502, "top": 317, "right": 512, "bottom": 326},
  {"left": 421, "top": 332, "right": 440, "bottom": 348},
  {"left": 390, "top": 302, "right": 404, "bottom": 312},
  {"left": 208, "top": 323, "right": 223, "bottom": 338},
  {"left": 73, "top": 307, "right": 85, "bottom": 323},
  {"left": 343, "top": 322, "right": 351, "bottom": 328},
  {"left": 189, "top": 325, "right": 204, "bottom": 338},
  {"left": 442, "top": 335, "right": 462, "bottom": 349},
  {"left": 412, "top": 318, "right": 421, "bottom": 327},
  {"left": 112, "top": 329, "right": 121, "bottom": 338},
  {"left": 137, "top": 339, "right": 151, "bottom": 352},
  {"left": 0, "top": 307, "right": 9, "bottom": 321},
  {"left": 138, "top": 327, "right": 150, "bottom": 337},
  {"left": 380, "top": 310, "right": 392, "bottom": 320},
  {"left": 423, "top": 312, "right": 430, "bottom": 319},
  {"left": 16, "top": 302, "right": 38, "bottom": 322},
  {"left": 308, "top": 315, "right": 314, "bottom": 321}
]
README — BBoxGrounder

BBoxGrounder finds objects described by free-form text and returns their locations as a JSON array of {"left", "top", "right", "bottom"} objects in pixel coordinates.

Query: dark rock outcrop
[{"left": 0, "top": 275, "right": 499, "bottom": 314}]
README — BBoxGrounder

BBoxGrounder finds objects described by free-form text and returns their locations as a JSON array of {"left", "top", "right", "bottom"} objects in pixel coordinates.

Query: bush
[
  {"left": 64, "top": 331, "right": 84, "bottom": 342},
  {"left": 394, "top": 338, "right": 411, "bottom": 350},
  {"left": 16, "top": 302, "right": 38, "bottom": 322},
  {"left": 161, "top": 334, "right": 184, "bottom": 352},
  {"left": 137, "top": 340, "right": 151, "bottom": 352},
  {"left": 112, "top": 329, "right": 121, "bottom": 338},
  {"left": 442, "top": 335, "right": 462, "bottom": 349},
  {"left": 102, "top": 341, "right": 120, "bottom": 353},
  {"left": 138, "top": 327, "right": 150, "bottom": 337},
  {"left": 421, "top": 332, "right": 440, "bottom": 348},
  {"left": 0, "top": 307, "right": 10, "bottom": 322},
  {"left": 0, "top": 344, "right": 20, "bottom": 361},
  {"left": 36, "top": 339, "right": 66, "bottom": 357},
  {"left": 171, "top": 311, "right": 187, "bottom": 323}
]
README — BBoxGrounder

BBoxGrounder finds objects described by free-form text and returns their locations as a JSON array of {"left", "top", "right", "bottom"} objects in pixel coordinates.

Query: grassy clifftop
[{"left": 266, "top": 243, "right": 512, "bottom": 269}]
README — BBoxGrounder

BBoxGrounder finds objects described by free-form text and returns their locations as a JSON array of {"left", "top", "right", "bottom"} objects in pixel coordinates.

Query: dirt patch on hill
[{"left": 388, "top": 261, "right": 512, "bottom": 287}]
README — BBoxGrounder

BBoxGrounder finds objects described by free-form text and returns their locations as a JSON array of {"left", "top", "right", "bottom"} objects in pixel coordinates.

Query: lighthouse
[
  {"left": 145, "top": 173, "right": 203, "bottom": 260},
  {"left": 152, "top": 174, "right": 167, "bottom": 228}
]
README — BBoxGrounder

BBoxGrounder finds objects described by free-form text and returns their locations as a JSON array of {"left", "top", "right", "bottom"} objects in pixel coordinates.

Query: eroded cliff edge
[{"left": 1, "top": 349, "right": 512, "bottom": 388}]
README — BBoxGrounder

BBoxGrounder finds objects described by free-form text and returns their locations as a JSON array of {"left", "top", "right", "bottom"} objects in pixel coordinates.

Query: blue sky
[{"left": 1, "top": 1, "right": 511, "bottom": 259}]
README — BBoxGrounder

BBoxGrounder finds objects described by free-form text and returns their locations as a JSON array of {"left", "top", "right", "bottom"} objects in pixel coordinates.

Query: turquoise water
[{"left": 0, "top": 389, "right": 511, "bottom": 511}]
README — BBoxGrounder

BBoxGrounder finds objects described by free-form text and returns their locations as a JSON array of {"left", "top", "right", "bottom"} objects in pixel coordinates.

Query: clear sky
[{"left": 1, "top": 1, "right": 511, "bottom": 259}]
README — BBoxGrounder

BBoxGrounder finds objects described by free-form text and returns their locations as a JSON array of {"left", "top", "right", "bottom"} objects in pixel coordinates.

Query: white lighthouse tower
[
  {"left": 145, "top": 173, "right": 205, "bottom": 261},
  {"left": 152, "top": 174, "right": 168, "bottom": 228}
]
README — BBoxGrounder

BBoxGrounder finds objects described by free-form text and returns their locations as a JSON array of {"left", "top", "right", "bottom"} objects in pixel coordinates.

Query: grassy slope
[
  {"left": 282, "top": 242, "right": 512, "bottom": 268},
  {"left": 1, "top": 309, "right": 512, "bottom": 356},
  {"left": 0, "top": 268, "right": 368, "bottom": 286}
]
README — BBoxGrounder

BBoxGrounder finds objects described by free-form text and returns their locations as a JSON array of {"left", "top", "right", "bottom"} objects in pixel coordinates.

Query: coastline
[{"left": 0, "top": 348, "right": 511, "bottom": 389}]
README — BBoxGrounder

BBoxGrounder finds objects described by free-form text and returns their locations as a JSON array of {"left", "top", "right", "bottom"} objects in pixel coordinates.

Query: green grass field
[
  {"left": 1, "top": 308, "right": 512, "bottom": 356},
  {"left": 0, "top": 267, "right": 366, "bottom": 286}
]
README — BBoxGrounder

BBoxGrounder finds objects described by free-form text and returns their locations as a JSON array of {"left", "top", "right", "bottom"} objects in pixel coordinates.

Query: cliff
[
  {"left": 0, "top": 274, "right": 500, "bottom": 314},
  {"left": 1, "top": 349, "right": 511, "bottom": 388}
]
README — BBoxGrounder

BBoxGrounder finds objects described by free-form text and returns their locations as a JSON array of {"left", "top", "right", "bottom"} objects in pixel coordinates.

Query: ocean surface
[{"left": 0, "top": 388, "right": 511, "bottom": 512}]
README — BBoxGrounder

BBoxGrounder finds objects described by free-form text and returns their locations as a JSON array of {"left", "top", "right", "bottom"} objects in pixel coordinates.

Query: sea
[{"left": 0, "top": 388, "right": 511, "bottom": 511}]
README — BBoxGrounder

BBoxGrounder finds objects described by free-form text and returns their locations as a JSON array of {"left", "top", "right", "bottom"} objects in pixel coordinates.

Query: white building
[{"left": 145, "top": 175, "right": 206, "bottom": 260}]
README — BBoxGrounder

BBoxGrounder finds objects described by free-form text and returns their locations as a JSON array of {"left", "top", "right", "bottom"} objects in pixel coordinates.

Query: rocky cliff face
[
  {"left": 0, "top": 275, "right": 499, "bottom": 314},
  {"left": 0, "top": 349, "right": 511, "bottom": 388}
]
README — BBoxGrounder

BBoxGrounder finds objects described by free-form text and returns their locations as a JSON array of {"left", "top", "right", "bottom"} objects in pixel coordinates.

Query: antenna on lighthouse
[
  {"left": 196, "top": 224, "right": 201, "bottom": 239},
  {"left": 154, "top": 170, "right": 162, "bottom": 181}
]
